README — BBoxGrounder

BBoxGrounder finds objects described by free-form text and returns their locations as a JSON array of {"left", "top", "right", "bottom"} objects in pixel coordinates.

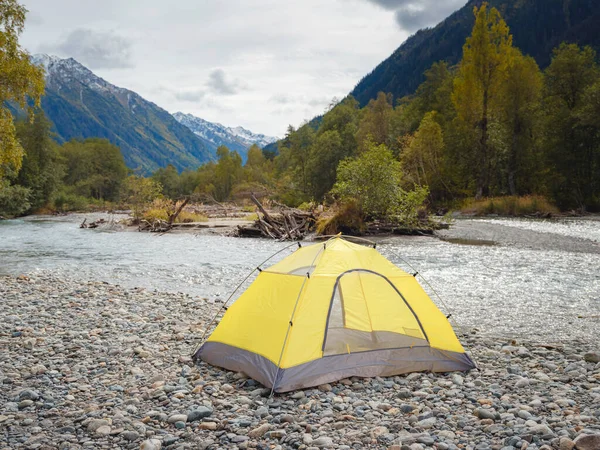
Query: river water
[{"left": 1, "top": 214, "right": 599, "bottom": 343}]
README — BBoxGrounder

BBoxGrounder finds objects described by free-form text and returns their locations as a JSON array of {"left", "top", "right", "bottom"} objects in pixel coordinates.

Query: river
[{"left": 1, "top": 214, "right": 599, "bottom": 343}]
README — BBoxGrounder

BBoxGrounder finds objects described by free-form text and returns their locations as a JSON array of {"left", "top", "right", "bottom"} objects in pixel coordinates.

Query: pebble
[{"left": 0, "top": 274, "right": 598, "bottom": 450}]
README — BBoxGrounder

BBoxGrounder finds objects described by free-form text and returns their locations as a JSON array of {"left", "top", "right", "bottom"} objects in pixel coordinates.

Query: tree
[
  {"left": 332, "top": 142, "right": 427, "bottom": 222},
  {"left": 60, "top": 139, "right": 128, "bottom": 201},
  {"left": 452, "top": 3, "right": 512, "bottom": 198},
  {"left": 497, "top": 49, "right": 543, "bottom": 196},
  {"left": 356, "top": 92, "right": 393, "bottom": 151},
  {"left": 0, "top": 0, "right": 45, "bottom": 178},
  {"left": 543, "top": 44, "right": 600, "bottom": 210},
  {"left": 401, "top": 112, "right": 451, "bottom": 202},
  {"left": 213, "top": 146, "right": 243, "bottom": 201},
  {"left": 152, "top": 164, "right": 180, "bottom": 199},
  {"left": 15, "top": 112, "right": 64, "bottom": 211},
  {"left": 121, "top": 175, "right": 162, "bottom": 221}
]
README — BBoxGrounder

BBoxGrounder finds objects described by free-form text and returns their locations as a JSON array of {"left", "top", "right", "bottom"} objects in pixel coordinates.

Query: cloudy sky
[{"left": 21, "top": 0, "right": 466, "bottom": 137}]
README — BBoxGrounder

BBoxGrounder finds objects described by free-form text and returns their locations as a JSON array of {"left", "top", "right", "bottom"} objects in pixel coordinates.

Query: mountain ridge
[
  {"left": 30, "top": 55, "right": 277, "bottom": 174},
  {"left": 173, "top": 112, "right": 278, "bottom": 162},
  {"left": 350, "top": 0, "right": 600, "bottom": 106}
]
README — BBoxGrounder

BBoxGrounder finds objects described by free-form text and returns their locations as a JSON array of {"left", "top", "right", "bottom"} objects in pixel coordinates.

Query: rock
[
  {"left": 475, "top": 408, "right": 497, "bottom": 420},
  {"left": 248, "top": 423, "right": 270, "bottom": 438},
  {"left": 121, "top": 430, "right": 140, "bottom": 441},
  {"left": 18, "top": 389, "right": 39, "bottom": 401},
  {"left": 416, "top": 417, "right": 436, "bottom": 429},
  {"left": 559, "top": 437, "right": 575, "bottom": 450},
  {"left": 87, "top": 419, "right": 110, "bottom": 432},
  {"left": 187, "top": 406, "right": 213, "bottom": 422},
  {"left": 199, "top": 422, "right": 217, "bottom": 430},
  {"left": 95, "top": 425, "right": 111, "bottom": 436},
  {"left": 313, "top": 436, "right": 334, "bottom": 447},
  {"left": 574, "top": 435, "right": 600, "bottom": 450},
  {"left": 583, "top": 352, "right": 600, "bottom": 363},
  {"left": 167, "top": 414, "right": 187, "bottom": 424},
  {"left": 140, "top": 439, "right": 162, "bottom": 450}
]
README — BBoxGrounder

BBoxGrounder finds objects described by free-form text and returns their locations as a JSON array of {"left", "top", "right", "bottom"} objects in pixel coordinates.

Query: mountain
[
  {"left": 351, "top": 0, "right": 600, "bottom": 106},
  {"left": 173, "top": 112, "right": 278, "bottom": 161},
  {"left": 31, "top": 54, "right": 213, "bottom": 174}
]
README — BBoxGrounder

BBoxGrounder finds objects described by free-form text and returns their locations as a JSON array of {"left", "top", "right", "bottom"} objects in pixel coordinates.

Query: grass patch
[
  {"left": 461, "top": 195, "right": 559, "bottom": 216},
  {"left": 142, "top": 199, "right": 208, "bottom": 223}
]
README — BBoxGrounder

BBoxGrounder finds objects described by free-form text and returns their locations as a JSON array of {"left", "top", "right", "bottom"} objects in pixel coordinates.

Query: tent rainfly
[{"left": 194, "top": 236, "right": 475, "bottom": 393}]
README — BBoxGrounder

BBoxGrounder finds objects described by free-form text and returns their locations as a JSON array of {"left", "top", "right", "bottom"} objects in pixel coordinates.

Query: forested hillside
[{"left": 351, "top": 0, "right": 600, "bottom": 106}]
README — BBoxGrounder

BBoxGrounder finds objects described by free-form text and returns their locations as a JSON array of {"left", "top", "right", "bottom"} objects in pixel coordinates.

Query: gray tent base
[{"left": 195, "top": 342, "right": 476, "bottom": 393}]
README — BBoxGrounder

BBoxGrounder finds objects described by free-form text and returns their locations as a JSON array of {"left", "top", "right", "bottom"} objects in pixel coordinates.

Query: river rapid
[{"left": 1, "top": 214, "right": 599, "bottom": 344}]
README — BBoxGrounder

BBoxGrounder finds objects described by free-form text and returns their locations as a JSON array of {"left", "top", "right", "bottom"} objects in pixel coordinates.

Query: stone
[
  {"left": 574, "top": 435, "right": 600, "bottom": 450},
  {"left": 559, "top": 437, "right": 575, "bottom": 450},
  {"left": 167, "top": 414, "right": 187, "bottom": 424},
  {"left": 95, "top": 425, "right": 111, "bottom": 436},
  {"left": 583, "top": 352, "right": 600, "bottom": 363},
  {"left": 313, "top": 436, "right": 334, "bottom": 447},
  {"left": 199, "top": 422, "right": 217, "bottom": 430},
  {"left": 187, "top": 406, "right": 213, "bottom": 422},
  {"left": 140, "top": 439, "right": 162, "bottom": 450},
  {"left": 121, "top": 430, "right": 140, "bottom": 441},
  {"left": 87, "top": 419, "right": 110, "bottom": 432},
  {"left": 249, "top": 423, "right": 270, "bottom": 438},
  {"left": 475, "top": 409, "right": 497, "bottom": 420}
]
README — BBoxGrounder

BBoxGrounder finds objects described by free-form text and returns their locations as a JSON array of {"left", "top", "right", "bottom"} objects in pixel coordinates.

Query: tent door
[{"left": 322, "top": 270, "right": 429, "bottom": 357}]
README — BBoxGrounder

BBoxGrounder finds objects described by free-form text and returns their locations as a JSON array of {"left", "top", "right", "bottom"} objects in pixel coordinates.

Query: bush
[
  {"left": 52, "top": 191, "right": 89, "bottom": 212},
  {"left": 461, "top": 195, "right": 559, "bottom": 216},
  {"left": 0, "top": 180, "right": 31, "bottom": 217}
]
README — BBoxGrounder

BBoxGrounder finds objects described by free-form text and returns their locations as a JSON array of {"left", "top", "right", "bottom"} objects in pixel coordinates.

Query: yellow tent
[{"left": 195, "top": 237, "right": 475, "bottom": 392}]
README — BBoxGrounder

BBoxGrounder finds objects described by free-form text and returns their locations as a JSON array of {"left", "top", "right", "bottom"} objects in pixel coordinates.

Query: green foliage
[
  {"left": 15, "top": 112, "right": 64, "bottom": 212},
  {"left": 0, "top": 179, "right": 30, "bottom": 217},
  {"left": 332, "top": 142, "right": 426, "bottom": 222},
  {"left": 59, "top": 138, "right": 128, "bottom": 202},
  {"left": 0, "top": 0, "right": 45, "bottom": 179},
  {"left": 52, "top": 191, "right": 89, "bottom": 212},
  {"left": 121, "top": 175, "right": 162, "bottom": 220},
  {"left": 542, "top": 43, "right": 600, "bottom": 210},
  {"left": 452, "top": 3, "right": 513, "bottom": 198}
]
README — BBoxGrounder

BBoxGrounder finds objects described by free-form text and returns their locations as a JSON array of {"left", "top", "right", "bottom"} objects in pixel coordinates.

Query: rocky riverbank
[{"left": 1, "top": 274, "right": 599, "bottom": 450}]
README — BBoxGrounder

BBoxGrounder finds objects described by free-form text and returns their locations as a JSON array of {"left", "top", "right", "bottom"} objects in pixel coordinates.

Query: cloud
[
  {"left": 173, "top": 89, "right": 206, "bottom": 102},
  {"left": 206, "top": 69, "right": 243, "bottom": 95},
  {"left": 44, "top": 28, "right": 134, "bottom": 69},
  {"left": 364, "top": 0, "right": 466, "bottom": 32}
]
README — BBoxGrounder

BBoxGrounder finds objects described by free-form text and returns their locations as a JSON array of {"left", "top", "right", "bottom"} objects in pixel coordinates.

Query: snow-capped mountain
[
  {"left": 173, "top": 112, "right": 278, "bottom": 159},
  {"left": 29, "top": 54, "right": 213, "bottom": 174}
]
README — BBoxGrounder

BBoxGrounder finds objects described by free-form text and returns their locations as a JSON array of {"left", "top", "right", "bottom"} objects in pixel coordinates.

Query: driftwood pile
[
  {"left": 80, "top": 218, "right": 106, "bottom": 229},
  {"left": 236, "top": 194, "right": 317, "bottom": 240}
]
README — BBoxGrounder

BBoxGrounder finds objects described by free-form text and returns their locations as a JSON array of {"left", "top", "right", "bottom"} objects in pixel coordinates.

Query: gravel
[{"left": 1, "top": 274, "right": 599, "bottom": 449}]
